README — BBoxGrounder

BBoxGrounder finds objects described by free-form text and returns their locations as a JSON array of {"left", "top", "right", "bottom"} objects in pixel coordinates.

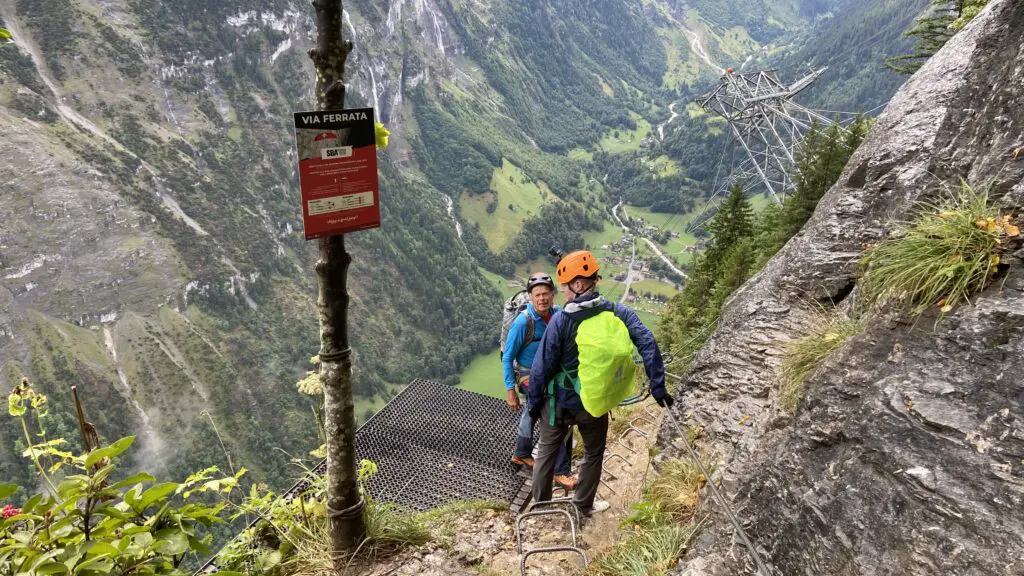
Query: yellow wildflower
[
  {"left": 374, "top": 122, "right": 390, "bottom": 149},
  {"left": 1001, "top": 216, "right": 1020, "bottom": 236},
  {"left": 975, "top": 218, "right": 998, "bottom": 232}
]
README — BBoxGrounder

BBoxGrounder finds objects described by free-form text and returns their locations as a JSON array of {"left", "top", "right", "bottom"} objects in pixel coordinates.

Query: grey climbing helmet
[{"left": 526, "top": 272, "right": 555, "bottom": 292}]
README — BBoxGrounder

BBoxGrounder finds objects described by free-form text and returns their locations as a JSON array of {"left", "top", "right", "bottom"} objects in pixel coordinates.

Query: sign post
[
  {"left": 294, "top": 108, "right": 381, "bottom": 238},
  {"left": 305, "top": 0, "right": 367, "bottom": 566}
]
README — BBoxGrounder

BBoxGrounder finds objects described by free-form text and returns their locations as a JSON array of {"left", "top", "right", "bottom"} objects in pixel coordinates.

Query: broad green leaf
[
  {"left": 91, "top": 503, "right": 134, "bottom": 521},
  {"left": 84, "top": 436, "right": 135, "bottom": 469},
  {"left": 0, "top": 483, "right": 18, "bottom": 499},
  {"left": 85, "top": 542, "right": 119, "bottom": 557},
  {"left": 186, "top": 535, "right": 211, "bottom": 556},
  {"left": 28, "top": 549, "right": 65, "bottom": 572},
  {"left": 138, "top": 483, "right": 178, "bottom": 510},
  {"left": 154, "top": 530, "right": 189, "bottom": 555},
  {"left": 73, "top": 555, "right": 114, "bottom": 574},
  {"left": 132, "top": 530, "right": 155, "bottom": 549},
  {"left": 20, "top": 494, "right": 42, "bottom": 514},
  {"left": 110, "top": 472, "right": 156, "bottom": 490},
  {"left": 123, "top": 486, "right": 140, "bottom": 510},
  {"left": 120, "top": 524, "right": 149, "bottom": 537},
  {"left": 58, "top": 476, "right": 89, "bottom": 497},
  {"left": 4, "top": 512, "right": 43, "bottom": 523},
  {"left": 35, "top": 561, "right": 70, "bottom": 575}
]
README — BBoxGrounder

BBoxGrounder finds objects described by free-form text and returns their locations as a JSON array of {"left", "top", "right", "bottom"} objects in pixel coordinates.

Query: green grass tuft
[
  {"left": 778, "top": 312, "right": 866, "bottom": 413},
  {"left": 361, "top": 500, "right": 433, "bottom": 556},
  {"left": 860, "top": 181, "right": 1017, "bottom": 317},
  {"left": 623, "top": 458, "right": 708, "bottom": 530},
  {"left": 280, "top": 498, "right": 505, "bottom": 575},
  {"left": 589, "top": 453, "right": 707, "bottom": 575},
  {"left": 588, "top": 524, "right": 697, "bottom": 576}
]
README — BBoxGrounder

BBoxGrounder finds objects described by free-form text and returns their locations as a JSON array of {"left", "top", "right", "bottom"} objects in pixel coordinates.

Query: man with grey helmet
[{"left": 502, "top": 272, "right": 576, "bottom": 490}]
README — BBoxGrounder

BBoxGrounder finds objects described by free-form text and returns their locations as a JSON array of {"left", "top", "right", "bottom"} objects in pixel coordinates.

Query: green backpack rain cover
[{"left": 574, "top": 310, "right": 637, "bottom": 417}]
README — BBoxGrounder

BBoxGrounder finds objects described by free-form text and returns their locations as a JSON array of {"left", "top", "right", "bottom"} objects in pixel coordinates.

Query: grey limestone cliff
[{"left": 663, "top": 1, "right": 1024, "bottom": 574}]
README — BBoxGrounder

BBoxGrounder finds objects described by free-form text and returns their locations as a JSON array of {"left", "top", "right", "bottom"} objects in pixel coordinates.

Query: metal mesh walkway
[
  {"left": 197, "top": 380, "right": 525, "bottom": 573},
  {"left": 345, "top": 378, "right": 525, "bottom": 509}
]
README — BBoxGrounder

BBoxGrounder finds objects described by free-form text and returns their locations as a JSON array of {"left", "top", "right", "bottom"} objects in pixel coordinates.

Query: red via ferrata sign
[{"left": 293, "top": 108, "right": 381, "bottom": 239}]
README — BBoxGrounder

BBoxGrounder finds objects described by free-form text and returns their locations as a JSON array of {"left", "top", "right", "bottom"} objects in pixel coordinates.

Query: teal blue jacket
[{"left": 501, "top": 303, "right": 560, "bottom": 390}]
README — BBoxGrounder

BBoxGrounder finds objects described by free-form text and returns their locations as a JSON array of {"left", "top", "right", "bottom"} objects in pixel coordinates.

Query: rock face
[{"left": 662, "top": 1, "right": 1024, "bottom": 574}]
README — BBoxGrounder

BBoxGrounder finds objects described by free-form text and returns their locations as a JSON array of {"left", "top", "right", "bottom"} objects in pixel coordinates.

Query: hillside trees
[
  {"left": 441, "top": 0, "right": 665, "bottom": 153},
  {"left": 659, "top": 118, "right": 870, "bottom": 362},
  {"left": 498, "top": 201, "right": 604, "bottom": 268},
  {"left": 885, "top": 0, "right": 991, "bottom": 74},
  {"left": 773, "top": 0, "right": 928, "bottom": 111},
  {"left": 750, "top": 119, "right": 870, "bottom": 267},
  {"left": 658, "top": 185, "right": 755, "bottom": 359}
]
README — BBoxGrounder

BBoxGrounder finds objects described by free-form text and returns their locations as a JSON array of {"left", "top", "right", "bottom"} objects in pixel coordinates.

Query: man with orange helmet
[{"left": 527, "top": 250, "right": 673, "bottom": 516}]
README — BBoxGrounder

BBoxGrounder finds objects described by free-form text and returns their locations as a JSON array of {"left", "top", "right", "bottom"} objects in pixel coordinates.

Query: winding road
[
  {"left": 642, "top": 237, "right": 689, "bottom": 280},
  {"left": 620, "top": 238, "right": 636, "bottom": 303},
  {"left": 682, "top": 26, "right": 724, "bottom": 75},
  {"left": 657, "top": 101, "right": 680, "bottom": 141},
  {"left": 612, "top": 202, "right": 688, "bottom": 280}
]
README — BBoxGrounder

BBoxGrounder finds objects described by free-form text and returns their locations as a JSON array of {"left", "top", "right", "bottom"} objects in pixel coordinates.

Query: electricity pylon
[{"left": 697, "top": 67, "right": 844, "bottom": 204}]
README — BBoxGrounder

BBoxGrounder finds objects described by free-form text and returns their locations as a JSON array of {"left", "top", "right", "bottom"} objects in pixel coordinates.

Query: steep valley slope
[{"left": 0, "top": 0, "right": 921, "bottom": 495}]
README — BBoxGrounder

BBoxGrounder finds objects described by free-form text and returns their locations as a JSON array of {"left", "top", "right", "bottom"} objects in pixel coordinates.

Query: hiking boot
[
  {"left": 511, "top": 455, "right": 534, "bottom": 468},
  {"left": 575, "top": 499, "right": 611, "bottom": 518},
  {"left": 590, "top": 499, "right": 611, "bottom": 514},
  {"left": 554, "top": 474, "right": 578, "bottom": 490}
]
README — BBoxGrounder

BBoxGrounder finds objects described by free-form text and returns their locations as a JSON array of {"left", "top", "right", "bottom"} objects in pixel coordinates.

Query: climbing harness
[{"left": 663, "top": 408, "right": 772, "bottom": 576}]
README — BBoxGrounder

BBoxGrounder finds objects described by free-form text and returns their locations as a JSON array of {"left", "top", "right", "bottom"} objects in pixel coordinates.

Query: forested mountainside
[{"left": 0, "top": 0, "right": 923, "bottom": 495}]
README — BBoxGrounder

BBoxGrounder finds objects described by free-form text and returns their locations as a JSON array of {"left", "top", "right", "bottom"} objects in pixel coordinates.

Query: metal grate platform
[
  {"left": 197, "top": 380, "right": 524, "bottom": 573},
  {"left": 347, "top": 378, "right": 525, "bottom": 510}
]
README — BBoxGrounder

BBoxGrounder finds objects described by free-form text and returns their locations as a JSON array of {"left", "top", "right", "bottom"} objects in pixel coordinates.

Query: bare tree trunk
[{"left": 308, "top": 0, "right": 364, "bottom": 568}]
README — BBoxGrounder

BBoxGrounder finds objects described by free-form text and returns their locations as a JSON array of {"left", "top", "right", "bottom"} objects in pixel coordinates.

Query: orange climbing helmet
[{"left": 556, "top": 250, "right": 601, "bottom": 284}]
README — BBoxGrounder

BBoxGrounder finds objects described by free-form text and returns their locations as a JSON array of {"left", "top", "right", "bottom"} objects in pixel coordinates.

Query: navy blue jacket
[{"left": 527, "top": 292, "right": 666, "bottom": 413}]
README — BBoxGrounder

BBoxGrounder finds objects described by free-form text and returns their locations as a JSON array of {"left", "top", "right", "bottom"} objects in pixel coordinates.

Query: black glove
[
  {"left": 655, "top": 394, "right": 675, "bottom": 409},
  {"left": 528, "top": 403, "right": 543, "bottom": 420}
]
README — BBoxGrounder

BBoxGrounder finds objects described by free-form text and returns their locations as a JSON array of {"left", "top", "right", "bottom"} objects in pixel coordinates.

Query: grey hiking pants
[{"left": 531, "top": 404, "right": 609, "bottom": 514}]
